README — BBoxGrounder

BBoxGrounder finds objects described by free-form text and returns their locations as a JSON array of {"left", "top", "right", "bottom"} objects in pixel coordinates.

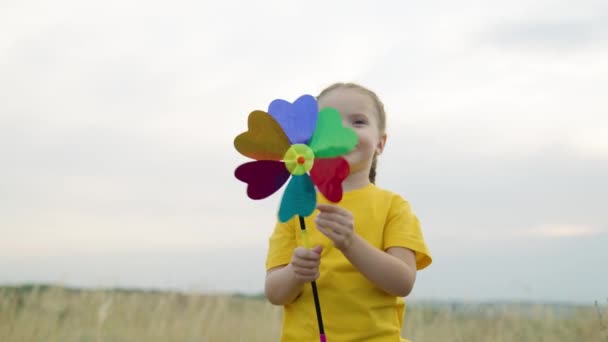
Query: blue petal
[
  {"left": 268, "top": 95, "right": 318, "bottom": 145},
  {"left": 278, "top": 174, "right": 316, "bottom": 222}
]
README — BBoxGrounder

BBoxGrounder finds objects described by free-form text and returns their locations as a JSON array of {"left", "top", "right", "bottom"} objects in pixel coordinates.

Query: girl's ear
[{"left": 376, "top": 133, "right": 387, "bottom": 156}]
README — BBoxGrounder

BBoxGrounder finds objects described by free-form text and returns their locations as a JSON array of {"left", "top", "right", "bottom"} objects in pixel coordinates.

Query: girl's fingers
[
  {"left": 315, "top": 217, "right": 350, "bottom": 235},
  {"left": 315, "top": 218, "right": 339, "bottom": 234},
  {"left": 291, "top": 247, "right": 321, "bottom": 278},
  {"left": 300, "top": 269, "right": 319, "bottom": 277},
  {"left": 293, "top": 247, "right": 321, "bottom": 261},
  {"left": 317, "top": 204, "right": 348, "bottom": 214},
  {"left": 294, "top": 272, "right": 319, "bottom": 282},
  {"left": 316, "top": 212, "right": 351, "bottom": 227},
  {"left": 292, "top": 264, "right": 319, "bottom": 280},
  {"left": 292, "top": 258, "right": 319, "bottom": 269},
  {"left": 316, "top": 224, "right": 342, "bottom": 242},
  {"left": 317, "top": 204, "right": 353, "bottom": 219},
  {"left": 294, "top": 267, "right": 318, "bottom": 276}
]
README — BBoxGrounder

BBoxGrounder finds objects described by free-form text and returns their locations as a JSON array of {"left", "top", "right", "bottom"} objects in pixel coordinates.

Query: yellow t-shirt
[{"left": 266, "top": 184, "right": 432, "bottom": 342}]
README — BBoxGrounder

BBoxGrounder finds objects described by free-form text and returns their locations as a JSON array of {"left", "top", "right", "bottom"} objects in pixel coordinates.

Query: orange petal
[{"left": 234, "top": 110, "right": 291, "bottom": 160}]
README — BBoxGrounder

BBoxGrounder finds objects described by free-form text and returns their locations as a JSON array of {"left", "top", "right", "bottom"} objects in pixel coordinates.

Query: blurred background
[{"left": 1, "top": 0, "right": 606, "bottom": 305}]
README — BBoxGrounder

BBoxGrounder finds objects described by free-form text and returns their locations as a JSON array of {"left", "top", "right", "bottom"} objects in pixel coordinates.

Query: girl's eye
[{"left": 353, "top": 120, "right": 367, "bottom": 125}]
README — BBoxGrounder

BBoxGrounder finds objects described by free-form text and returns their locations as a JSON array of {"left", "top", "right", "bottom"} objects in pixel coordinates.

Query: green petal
[{"left": 308, "top": 108, "right": 358, "bottom": 158}]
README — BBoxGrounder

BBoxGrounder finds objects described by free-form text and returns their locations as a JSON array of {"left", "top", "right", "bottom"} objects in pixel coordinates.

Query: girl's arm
[
  {"left": 265, "top": 264, "right": 305, "bottom": 305},
  {"left": 342, "top": 236, "right": 417, "bottom": 297},
  {"left": 315, "top": 204, "right": 417, "bottom": 297},
  {"left": 265, "top": 245, "right": 323, "bottom": 305}
]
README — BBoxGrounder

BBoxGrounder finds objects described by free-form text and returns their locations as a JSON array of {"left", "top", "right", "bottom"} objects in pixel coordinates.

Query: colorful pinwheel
[{"left": 234, "top": 94, "right": 358, "bottom": 222}]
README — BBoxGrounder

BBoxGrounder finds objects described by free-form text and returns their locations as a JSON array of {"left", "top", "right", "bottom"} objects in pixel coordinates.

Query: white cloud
[{"left": 528, "top": 224, "right": 605, "bottom": 238}]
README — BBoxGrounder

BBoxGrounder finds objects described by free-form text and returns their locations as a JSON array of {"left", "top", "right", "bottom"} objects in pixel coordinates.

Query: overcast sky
[{"left": 1, "top": 0, "right": 607, "bottom": 304}]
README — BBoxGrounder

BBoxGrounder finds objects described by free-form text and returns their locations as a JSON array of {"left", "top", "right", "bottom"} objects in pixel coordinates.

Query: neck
[{"left": 342, "top": 168, "right": 371, "bottom": 192}]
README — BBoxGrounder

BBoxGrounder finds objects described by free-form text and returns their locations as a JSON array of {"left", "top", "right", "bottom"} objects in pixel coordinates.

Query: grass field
[{"left": 1, "top": 285, "right": 606, "bottom": 341}]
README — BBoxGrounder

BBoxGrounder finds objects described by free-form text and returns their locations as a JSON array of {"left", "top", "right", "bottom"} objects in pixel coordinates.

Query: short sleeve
[
  {"left": 265, "top": 218, "right": 297, "bottom": 271},
  {"left": 383, "top": 195, "right": 432, "bottom": 270}
]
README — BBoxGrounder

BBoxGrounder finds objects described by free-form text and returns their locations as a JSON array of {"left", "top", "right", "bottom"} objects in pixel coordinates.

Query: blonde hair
[{"left": 317, "top": 82, "right": 387, "bottom": 184}]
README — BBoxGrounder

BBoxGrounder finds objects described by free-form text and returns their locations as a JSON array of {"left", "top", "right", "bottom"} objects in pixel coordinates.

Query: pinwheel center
[{"left": 284, "top": 144, "right": 314, "bottom": 176}]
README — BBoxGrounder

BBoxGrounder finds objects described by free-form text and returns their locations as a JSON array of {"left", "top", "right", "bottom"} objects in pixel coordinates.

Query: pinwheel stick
[{"left": 298, "top": 215, "right": 326, "bottom": 342}]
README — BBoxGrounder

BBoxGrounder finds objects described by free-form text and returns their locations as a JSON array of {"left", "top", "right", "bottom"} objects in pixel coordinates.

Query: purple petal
[
  {"left": 235, "top": 161, "right": 290, "bottom": 200},
  {"left": 268, "top": 94, "right": 318, "bottom": 145}
]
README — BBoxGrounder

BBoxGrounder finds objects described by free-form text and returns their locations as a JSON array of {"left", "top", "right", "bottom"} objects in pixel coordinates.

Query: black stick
[{"left": 298, "top": 215, "right": 326, "bottom": 340}]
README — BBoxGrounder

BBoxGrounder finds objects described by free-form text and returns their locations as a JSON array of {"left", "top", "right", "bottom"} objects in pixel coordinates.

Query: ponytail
[{"left": 369, "top": 154, "right": 377, "bottom": 184}]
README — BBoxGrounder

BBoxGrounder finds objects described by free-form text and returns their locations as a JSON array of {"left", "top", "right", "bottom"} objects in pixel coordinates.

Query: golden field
[{"left": 1, "top": 285, "right": 606, "bottom": 341}]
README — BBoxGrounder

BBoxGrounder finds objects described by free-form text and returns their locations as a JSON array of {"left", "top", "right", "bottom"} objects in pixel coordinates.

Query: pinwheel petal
[
  {"left": 308, "top": 107, "right": 358, "bottom": 158},
  {"left": 278, "top": 174, "right": 316, "bottom": 222},
  {"left": 235, "top": 161, "right": 290, "bottom": 200},
  {"left": 268, "top": 95, "right": 318, "bottom": 145},
  {"left": 310, "top": 157, "right": 350, "bottom": 202},
  {"left": 234, "top": 110, "right": 291, "bottom": 160}
]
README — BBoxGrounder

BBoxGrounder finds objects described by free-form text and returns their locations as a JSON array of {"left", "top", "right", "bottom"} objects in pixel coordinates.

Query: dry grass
[
  {"left": 0, "top": 285, "right": 606, "bottom": 341},
  {"left": 403, "top": 301, "right": 608, "bottom": 341}
]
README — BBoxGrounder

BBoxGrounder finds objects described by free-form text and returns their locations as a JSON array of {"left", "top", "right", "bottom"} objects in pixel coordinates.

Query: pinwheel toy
[{"left": 234, "top": 94, "right": 358, "bottom": 342}]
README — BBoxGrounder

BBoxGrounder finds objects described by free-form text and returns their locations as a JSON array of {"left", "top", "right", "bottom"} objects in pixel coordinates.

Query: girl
[{"left": 264, "top": 83, "right": 432, "bottom": 342}]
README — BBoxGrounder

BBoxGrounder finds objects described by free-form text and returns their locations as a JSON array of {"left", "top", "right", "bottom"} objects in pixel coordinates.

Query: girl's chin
[
  {"left": 343, "top": 149, "right": 361, "bottom": 161},
  {"left": 345, "top": 160, "right": 371, "bottom": 174},
  {"left": 343, "top": 151, "right": 372, "bottom": 165},
  {"left": 343, "top": 155, "right": 358, "bottom": 167}
]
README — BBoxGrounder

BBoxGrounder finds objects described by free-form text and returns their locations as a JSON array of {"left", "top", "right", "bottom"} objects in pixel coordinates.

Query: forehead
[{"left": 318, "top": 87, "right": 376, "bottom": 118}]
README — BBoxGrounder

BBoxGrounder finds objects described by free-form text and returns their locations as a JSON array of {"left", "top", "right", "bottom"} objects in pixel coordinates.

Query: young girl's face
[{"left": 318, "top": 87, "right": 387, "bottom": 175}]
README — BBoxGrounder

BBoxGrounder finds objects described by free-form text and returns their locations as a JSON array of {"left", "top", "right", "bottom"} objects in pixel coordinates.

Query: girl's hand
[
  {"left": 290, "top": 245, "right": 323, "bottom": 283},
  {"left": 315, "top": 204, "right": 355, "bottom": 252}
]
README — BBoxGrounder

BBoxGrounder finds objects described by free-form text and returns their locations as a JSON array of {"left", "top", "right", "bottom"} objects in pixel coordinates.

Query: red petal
[{"left": 310, "top": 157, "right": 350, "bottom": 202}]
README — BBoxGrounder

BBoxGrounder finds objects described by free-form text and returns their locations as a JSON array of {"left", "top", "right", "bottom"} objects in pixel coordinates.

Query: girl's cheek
[{"left": 341, "top": 119, "right": 356, "bottom": 129}]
